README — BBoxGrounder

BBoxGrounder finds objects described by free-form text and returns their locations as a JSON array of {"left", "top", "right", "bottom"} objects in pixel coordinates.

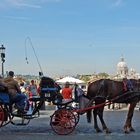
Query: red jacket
[{"left": 61, "top": 87, "right": 72, "bottom": 99}]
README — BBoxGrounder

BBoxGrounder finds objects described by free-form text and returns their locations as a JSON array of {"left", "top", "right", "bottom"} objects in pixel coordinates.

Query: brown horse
[{"left": 86, "top": 79, "right": 140, "bottom": 133}]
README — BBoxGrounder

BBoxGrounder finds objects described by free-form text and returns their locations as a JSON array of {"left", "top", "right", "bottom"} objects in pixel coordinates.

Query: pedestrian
[
  {"left": 60, "top": 81, "right": 73, "bottom": 102},
  {"left": 29, "top": 80, "right": 37, "bottom": 96},
  {"left": 20, "top": 82, "right": 26, "bottom": 94}
]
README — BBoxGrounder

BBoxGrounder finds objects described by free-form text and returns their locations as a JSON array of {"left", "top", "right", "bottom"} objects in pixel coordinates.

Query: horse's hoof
[
  {"left": 130, "top": 127, "right": 135, "bottom": 132},
  {"left": 124, "top": 130, "right": 129, "bottom": 134},
  {"left": 124, "top": 129, "right": 130, "bottom": 134},
  {"left": 96, "top": 128, "right": 102, "bottom": 133},
  {"left": 104, "top": 129, "right": 111, "bottom": 134},
  {"left": 124, "top": 126, "right": 130, "bottom": 134}
]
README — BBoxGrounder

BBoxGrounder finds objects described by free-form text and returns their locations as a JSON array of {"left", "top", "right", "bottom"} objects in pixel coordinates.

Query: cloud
[
  {"left": 0, "top": 0, "right": 63, "bottom": 9},
  {"left": 40, "top": 0, "right": 62, "bottom": 2},
  {"left": 6, "top": 0, "right": 41, "bottom": 8},
  {"left": 13, "top": 3, "right": 41, "bottom": 9},
  {"left": 0, "top": 0, "right": 40, "bottom": 9}
]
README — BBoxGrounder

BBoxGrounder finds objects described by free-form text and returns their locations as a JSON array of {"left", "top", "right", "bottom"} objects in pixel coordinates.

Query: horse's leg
[
  {"left": 87, "top": 110, "right": 92, "bottom": 123},
  {"left": 97, "top": 106, "right": 111, "bottom": 133},
  {"left": 123, "top": 102, "right": 137, "bottom": 133},
  {"left": 128, "top": 104, "right": 136, "bottom": 132},
  {"left": 93, "top": 109, "right": 102, "bottom": 132}
]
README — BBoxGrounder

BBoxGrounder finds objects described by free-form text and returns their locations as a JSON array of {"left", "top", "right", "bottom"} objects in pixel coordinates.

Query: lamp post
[{"left": 0, "top": 44, "right": 6, "bottom": 77}]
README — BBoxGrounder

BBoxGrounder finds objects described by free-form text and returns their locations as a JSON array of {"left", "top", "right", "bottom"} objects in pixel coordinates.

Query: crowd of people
[{"left": 0, "top": 71, "right": 38, "bottom": 114}]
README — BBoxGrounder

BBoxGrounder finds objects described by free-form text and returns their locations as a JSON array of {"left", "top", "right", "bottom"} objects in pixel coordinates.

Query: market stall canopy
[{"left": 56, "top": 76, "right": 85, "bottom": 84}]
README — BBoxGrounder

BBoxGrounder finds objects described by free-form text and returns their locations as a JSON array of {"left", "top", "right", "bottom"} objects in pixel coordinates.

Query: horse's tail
[{"left": 86, "top": 109, "right": 92, "bottom": 123}]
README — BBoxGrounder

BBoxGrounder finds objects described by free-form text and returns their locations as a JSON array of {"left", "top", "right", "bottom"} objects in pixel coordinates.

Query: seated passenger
[{"left": 4, "top": 71, "right": 29, "bottom": 113}]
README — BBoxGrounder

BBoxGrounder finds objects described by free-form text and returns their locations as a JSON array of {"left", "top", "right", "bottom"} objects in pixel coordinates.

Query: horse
[{"left": 86, "top": 79, "right": 140, "bottom": 133}]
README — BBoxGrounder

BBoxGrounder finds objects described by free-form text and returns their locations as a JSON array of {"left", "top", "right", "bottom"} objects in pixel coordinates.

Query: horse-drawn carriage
[
  {"left": 1, "top": 77, "right": 140, "bottom": 135},
  {"left": 0, "top": 76, "right": 80, "bottom": 135}
]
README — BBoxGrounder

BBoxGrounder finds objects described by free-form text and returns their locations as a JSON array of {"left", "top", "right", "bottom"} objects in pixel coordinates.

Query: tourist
[
  {"left": 20, "top": 82, "right": 26, "bottom": 94},
  {"left": 60, "top": 81, "right": 73, "bottom": 102},
  {"left": 29, "top": 80, "right": 38, "bottom": 96}
]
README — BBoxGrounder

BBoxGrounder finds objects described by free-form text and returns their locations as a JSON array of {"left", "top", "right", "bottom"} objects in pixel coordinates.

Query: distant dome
[
  {"left": 117, "top": 56, "right": 128, "bottom": 77},
  {"left": 117, "top": 57, "right": 128, "bottom": 69},
  {"left": 116, "top": 55, "right": 139, "bottom": 79},
  {"left": 117, "top": 61, "right": 127, "bottom": 68}
]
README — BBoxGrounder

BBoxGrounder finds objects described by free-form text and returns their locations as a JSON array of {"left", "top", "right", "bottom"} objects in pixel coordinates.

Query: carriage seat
[
  {"left": 39, "top": 76, "right": 59, "bottom": 95},
  {"left": 29, "top": 87, "right": 59, "bottom": 102},
  {"left": 0, "top": 92, "right": 10, "bottom": 104},
  {"left": 41, "top": 87, "right": 58, "bottom": 91},
  {"left": 29, "top": 95, "right": 40, "bottom": 102},
  {"left": 53, "top": 98, "right": 74, "bottom": 106}
]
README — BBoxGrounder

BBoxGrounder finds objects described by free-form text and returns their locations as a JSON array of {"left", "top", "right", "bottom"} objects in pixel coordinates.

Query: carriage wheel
[
  {"left": 73, "top": 111, "right": 79, "bottom": 125},
  {"left": 66, "top": 106, "right": 80, "bottom": 125},
  {"left": 0, "top": 105, "right": 11, "bottom": 127},
  {"left": 0, "top": 104, "right": 5, "bottom": 127},
  {"left": 50, "top": 109, "right": 76, "bottom": 135}
]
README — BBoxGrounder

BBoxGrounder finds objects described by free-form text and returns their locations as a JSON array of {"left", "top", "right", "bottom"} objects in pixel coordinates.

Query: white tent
[{"left": 56, "top": 76, "right": 85, "bottom": 84}]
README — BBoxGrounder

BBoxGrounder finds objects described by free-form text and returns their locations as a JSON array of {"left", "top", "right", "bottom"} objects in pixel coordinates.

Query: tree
[{"left": 98, "top": 72, "right": 109, "bottom": 78}]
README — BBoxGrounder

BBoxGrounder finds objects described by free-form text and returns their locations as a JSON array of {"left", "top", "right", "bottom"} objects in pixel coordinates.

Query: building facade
[{"left": 116, "top": 56, "right": 140, "bottom": 79}]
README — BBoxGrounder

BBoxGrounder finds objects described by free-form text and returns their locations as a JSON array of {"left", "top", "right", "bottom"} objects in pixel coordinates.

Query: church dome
[
  {"left": 117, "top": 61, "right": 127, "bottom": 68},
  {"left": 117, "top": 56, "right": 128, "bottom": 78},
  {"left": 117, "top": 57, "right": 128, "bottom": 69}
]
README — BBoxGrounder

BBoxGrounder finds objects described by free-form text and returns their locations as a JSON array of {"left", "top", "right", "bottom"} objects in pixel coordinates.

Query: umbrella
[{"left": 56, "top": 76, "right": 85, "bottom": 84}]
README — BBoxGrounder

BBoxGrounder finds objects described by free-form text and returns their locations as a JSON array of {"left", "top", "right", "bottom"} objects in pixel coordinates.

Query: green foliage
[
  {"left": 97, "top": 72, "right": 109, "bottom": 78},
  {"left": 79, "top": 75, "right": 91, "bottom": 83}
]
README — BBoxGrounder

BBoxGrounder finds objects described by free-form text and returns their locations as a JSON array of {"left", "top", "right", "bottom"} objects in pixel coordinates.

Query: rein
[{"left": 111, "top": 80, "right": 118, "bottom": 97}]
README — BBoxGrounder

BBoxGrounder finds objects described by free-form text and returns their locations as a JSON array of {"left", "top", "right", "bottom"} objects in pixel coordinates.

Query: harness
[
  {"left": 97, "top": 80, "right": 104, "bottom": 94},
  {"left": 123, "top": 79, "right": 133, "bottom": 92},
  {"left": 95, "top": 79, "right": 107, "bottom": 100}
]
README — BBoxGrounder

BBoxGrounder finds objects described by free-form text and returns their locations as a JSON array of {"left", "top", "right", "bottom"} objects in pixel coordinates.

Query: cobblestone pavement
[{"left": 0, "top": 106, "right": 140, "bottom": 140}]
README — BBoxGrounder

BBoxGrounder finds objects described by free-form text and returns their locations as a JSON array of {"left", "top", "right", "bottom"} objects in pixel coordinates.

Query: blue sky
[{"left": 0, "top": 0, "right": 140, "bottom": 77}]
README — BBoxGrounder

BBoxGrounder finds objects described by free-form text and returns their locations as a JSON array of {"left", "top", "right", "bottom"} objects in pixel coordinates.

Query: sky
[{"left": 0, "top": 0, "right": 140, "bottom": 77}]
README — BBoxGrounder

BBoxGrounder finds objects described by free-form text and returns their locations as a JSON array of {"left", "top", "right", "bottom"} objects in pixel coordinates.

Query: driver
[{"left": 4, "top": 71, "right": 29, "bottom": 113}]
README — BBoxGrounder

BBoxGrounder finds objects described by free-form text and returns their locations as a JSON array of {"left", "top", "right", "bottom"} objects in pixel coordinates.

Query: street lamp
[{"left": 0, "top": 44, "right": 6, "bottom": 77}]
